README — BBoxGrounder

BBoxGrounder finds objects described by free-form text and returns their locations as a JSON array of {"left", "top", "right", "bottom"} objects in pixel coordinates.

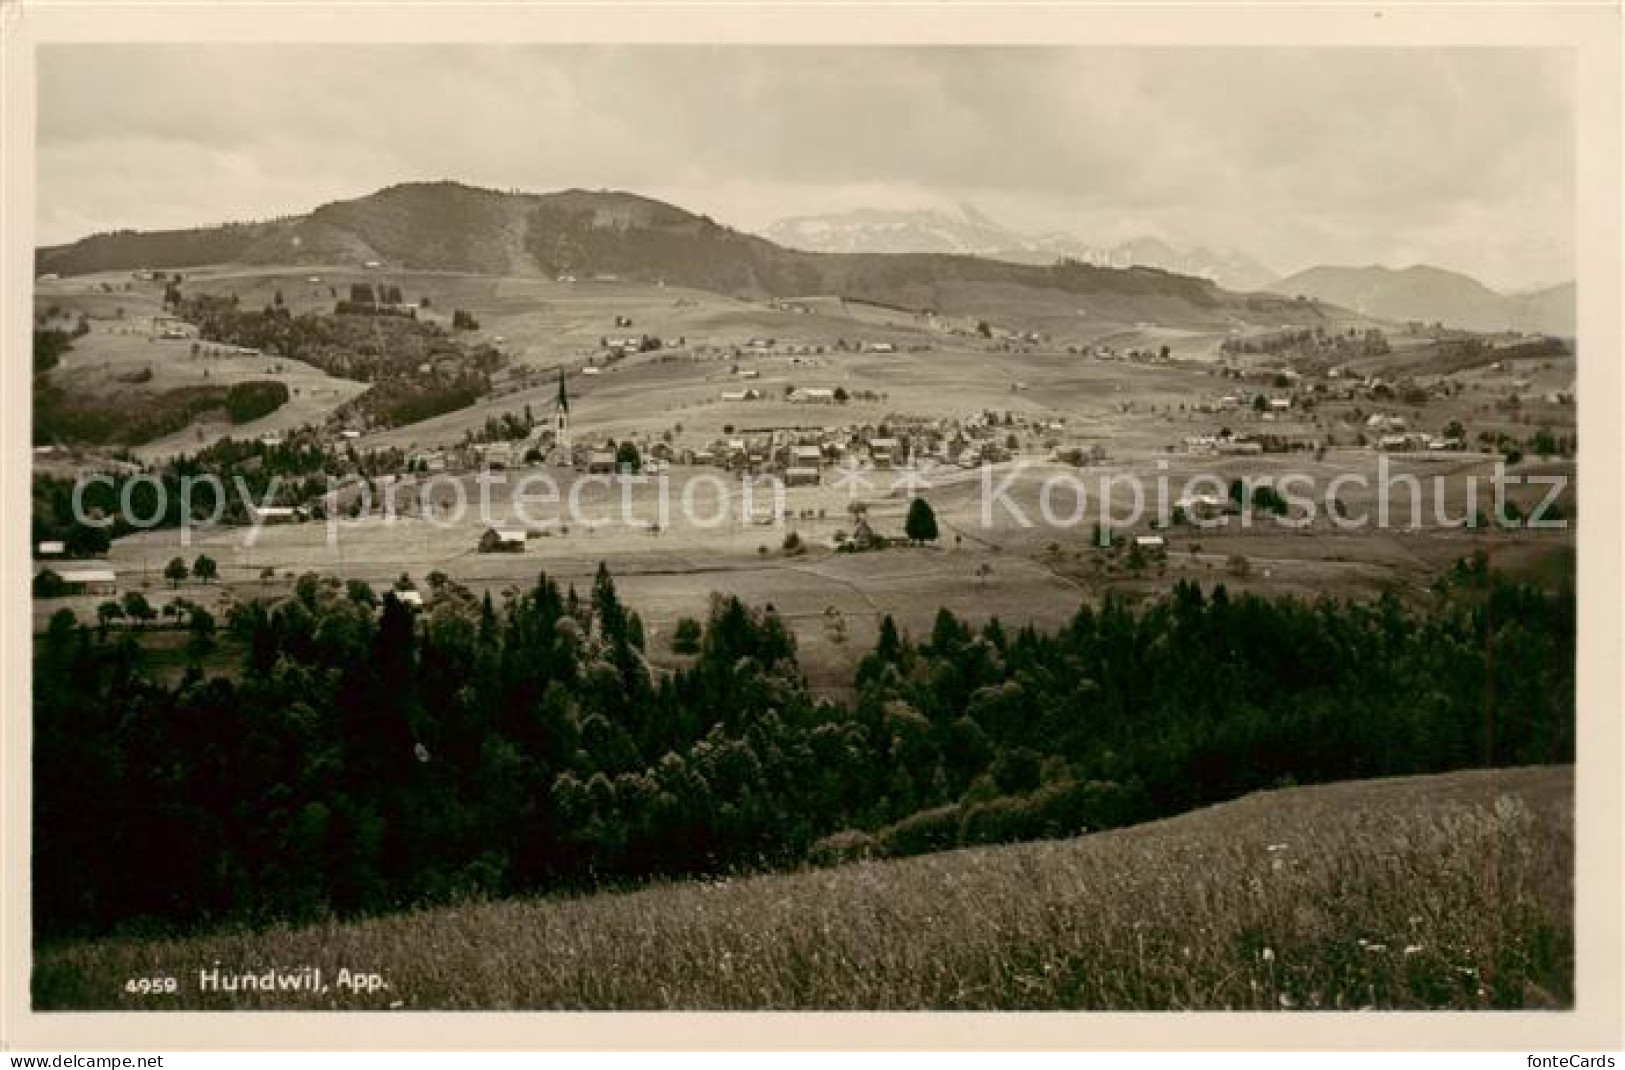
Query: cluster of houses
[
  {"left": 1183, "top": 434, "right": 1266, "bottom": 457},
  {"left": 1177, "top": 408, "right": 1459, "bottom": 456},
  {"left": 402, "top": 401, "right": 1083, "bottom": 490},
  {"left": 1188, "top": 393, "right": 1297, "bottom": 415},
  {"left": 725, "top": 337, "right": 902, "bottom": 357},
  {"left": 1361, "top": 413, "right": 1462, "bottom": 452},
  {"left": 660, "top": 409, "right": 1062, "bottom": 482}
]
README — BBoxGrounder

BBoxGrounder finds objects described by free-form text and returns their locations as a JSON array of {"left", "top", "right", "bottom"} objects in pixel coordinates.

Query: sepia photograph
[{"left": 4, "top": 2, "right": 1621, "bottom": 1055}]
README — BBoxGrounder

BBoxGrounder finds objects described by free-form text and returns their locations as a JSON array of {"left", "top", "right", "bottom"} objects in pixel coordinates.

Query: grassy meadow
[{"left": 34, "top": 764, "right": 1572, "bottom": 1011}]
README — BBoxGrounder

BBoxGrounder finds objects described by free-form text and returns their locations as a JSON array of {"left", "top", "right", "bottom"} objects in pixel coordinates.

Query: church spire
[{"left": 553, "top": 367, "right": 571, "bottom": 458}]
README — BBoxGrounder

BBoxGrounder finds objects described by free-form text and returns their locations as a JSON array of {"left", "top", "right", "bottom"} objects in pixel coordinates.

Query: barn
[
  {"left": 55, "top": 568, "right": 118, "bottom": 596},
  {"left": 479, "top": 528, "right": 528, "bottom": 554}
]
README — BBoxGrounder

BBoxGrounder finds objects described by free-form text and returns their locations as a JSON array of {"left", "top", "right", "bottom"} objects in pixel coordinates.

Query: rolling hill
[
  {"left": 37, "top": 182, "right": 1330, "bottom": 332},
  {"left": 1269, "top": 264, "right": 1575, "bottom": 337}
]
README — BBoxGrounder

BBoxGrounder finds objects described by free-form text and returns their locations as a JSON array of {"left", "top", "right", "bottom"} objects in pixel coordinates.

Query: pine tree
[{"left": 905, "top": 498, "right": 939, "bottom": 544}]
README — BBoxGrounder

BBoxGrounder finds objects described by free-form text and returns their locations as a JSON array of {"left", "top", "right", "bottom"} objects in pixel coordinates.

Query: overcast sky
[{"left": 38, "top": 45, "right": 1574, "bottom": 291}]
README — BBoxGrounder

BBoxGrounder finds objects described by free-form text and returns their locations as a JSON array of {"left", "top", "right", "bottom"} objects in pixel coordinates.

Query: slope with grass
[{"left": 33, "top": 764, "right": 1571, "bottom": 1011}]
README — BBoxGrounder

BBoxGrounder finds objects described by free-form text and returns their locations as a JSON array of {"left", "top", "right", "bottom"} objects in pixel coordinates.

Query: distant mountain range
[
  {"left": 1267, "top": 264, "right": 1575, "bottom": 337},
  {"left": 35, "top": 181, "right": 1335, "bottom": 334},
  {"left": 761, "top": 205, "right": 1279, "bottom": 292}
]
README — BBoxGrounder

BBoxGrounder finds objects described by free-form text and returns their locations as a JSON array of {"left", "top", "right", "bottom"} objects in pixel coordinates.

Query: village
[{"left": 30, "top": 266, "right": 1576, "bottom": 677}]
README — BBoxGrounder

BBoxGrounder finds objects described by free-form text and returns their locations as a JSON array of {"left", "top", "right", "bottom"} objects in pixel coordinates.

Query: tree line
[{"left": 33, "top": 555, "right": 1572, "bottom": 940}]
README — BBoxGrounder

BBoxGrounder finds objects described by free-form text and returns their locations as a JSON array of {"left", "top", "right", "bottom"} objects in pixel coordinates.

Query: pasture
[
  {"left": 33, "top": 275, "right": 368, "bottom": 457},
  {"left": 32, "top": 764, "right": 1573, "bottom": 1010}
]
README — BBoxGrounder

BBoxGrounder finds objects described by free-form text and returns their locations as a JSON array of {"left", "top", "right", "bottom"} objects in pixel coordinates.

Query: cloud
[{"left": 37, "top": 44, "right": 1573, "bottom": 289}]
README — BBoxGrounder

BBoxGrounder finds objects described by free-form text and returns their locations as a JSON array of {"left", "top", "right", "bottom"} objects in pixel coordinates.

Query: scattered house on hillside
[
  {"left": 338, "top": 429, "right": 362, "bottom": 441},
  {"left": 790, "top": 387, "right": 836, "bottom": 404},
  {"left": 793, "top": 444, "right": 824, "bottom": 467},
  {"left": 586, "top": 450, "right": 618, "bottom": 475},
  {"left": 721, "top": 389, "right": 761, "bottom": 402},
  {"left": 866, "top": 342, "right": 896, "bottom": 354},
  {"left": 1175, "top": 494, "right": 1229, "bottom": 521},
  {"left": 55, "top": 567, "right": 117, "bottom": 596},
  {"left": 36, "top": 540, "right": 66, "bottom": 559},
  {"left": 248, "top": 504, "right": 299, "bottom": 524},
  {"left": 478, "top": 527, "right": 527, "bottom": 554},
  {"left": 478, "top": 443, "right": 515, "bottom": 469},
  {"left": 395, "top": 589, "right": 424, "bottom": 608},
  {"left": 1215, "top": 439, "right": 1264, "bottom": 456},
  {"left": 582, "top": 366, "right": 602, "bottom": 376},
  {"left": 152, "top": 315, "right": 197, "bottom": 340},
  {"left": 1268, "top": 398, "right": 1293, "bottom": 412},
  {"left": 1379, "top": 433, "right": 1432, "bottom": 452},
  {"left": 1134, "top": 535, "right": 1167, "bottom": 550},
  {"left": 848, "top": 516, "right": 883, "bottom": 551}
]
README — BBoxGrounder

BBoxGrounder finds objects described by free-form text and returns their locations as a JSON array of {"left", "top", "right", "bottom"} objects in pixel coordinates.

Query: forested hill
[
  {"left": 37, "top": 181, "right": 1328, "bottom": 326},
  {"left": 33, "top": 220, "right": 285, "bottom": 277}
]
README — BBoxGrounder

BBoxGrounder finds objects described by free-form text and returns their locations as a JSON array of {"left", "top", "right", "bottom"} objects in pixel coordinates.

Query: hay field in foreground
[{"left": 33, "top": 765, "right": 1571, "bottom": 1011}]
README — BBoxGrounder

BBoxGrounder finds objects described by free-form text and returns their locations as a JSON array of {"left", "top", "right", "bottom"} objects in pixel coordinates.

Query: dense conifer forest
[{"left": 33, "top": 554, "right": 1573, "bottom": 940}]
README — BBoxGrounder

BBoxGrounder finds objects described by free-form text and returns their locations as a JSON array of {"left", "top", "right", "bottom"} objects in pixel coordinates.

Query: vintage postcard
[{"left": 3, "top": 0, "right": 1620, "bottom": 1053}]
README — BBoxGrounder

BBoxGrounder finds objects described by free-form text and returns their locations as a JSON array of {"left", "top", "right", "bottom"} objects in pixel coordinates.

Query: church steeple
[{"left": 553, "top": 368, "right": 571, "bottom": 457}]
